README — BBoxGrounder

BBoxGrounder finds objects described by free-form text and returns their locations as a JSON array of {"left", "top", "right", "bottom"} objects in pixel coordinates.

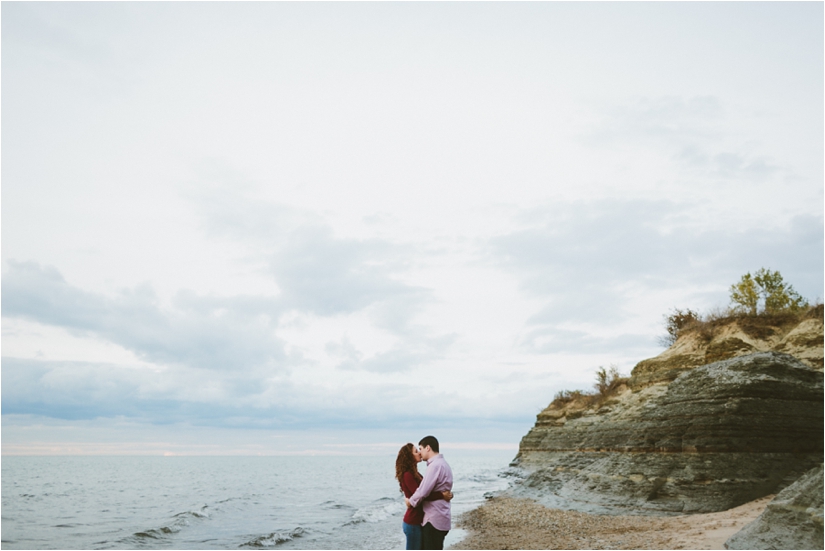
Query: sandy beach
[{"left": 450, "top": 495, "right": 772, "bottom": 550}]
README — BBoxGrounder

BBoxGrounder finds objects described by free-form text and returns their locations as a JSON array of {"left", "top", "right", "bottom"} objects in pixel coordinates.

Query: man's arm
[
  {"left": 407, "top": 489, "right": 451, "bottom": 509},
  {"left": 423, "top": 489, "right": 449, "bottom": 502},
  {"left": 408, "top": 462, "right": 441, "bottom": 508}
]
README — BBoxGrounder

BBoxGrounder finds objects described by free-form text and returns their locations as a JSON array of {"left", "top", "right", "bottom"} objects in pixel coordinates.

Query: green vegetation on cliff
[
  {"left": 730, "top": 268, "right": 809, "bottom": 315},
  {"left": 662, "top": 269, "right": 818, "bottom": 346}
]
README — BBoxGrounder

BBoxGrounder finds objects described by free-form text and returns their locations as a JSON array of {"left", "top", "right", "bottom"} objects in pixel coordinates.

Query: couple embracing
[{"left": 395, "top": 436, "right": 453, "bottom": 550}]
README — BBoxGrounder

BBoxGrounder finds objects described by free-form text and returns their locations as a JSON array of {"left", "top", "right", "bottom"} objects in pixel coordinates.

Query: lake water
[{"left": 1, "top": 452, "right": 516, "bottom": 549}]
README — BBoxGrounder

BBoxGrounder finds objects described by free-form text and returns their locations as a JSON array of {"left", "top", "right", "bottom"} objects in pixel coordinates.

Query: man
[{"left": 405, "top": 435, "right": 453, "bottom": 550}]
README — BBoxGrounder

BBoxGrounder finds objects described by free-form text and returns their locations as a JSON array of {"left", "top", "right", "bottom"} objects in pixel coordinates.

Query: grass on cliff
[
  {"left": 550, "top": 366, "right": 629, "bottom": 409},
  {"left": 660, "top": 302, "right": 823, "bottom": 347}
]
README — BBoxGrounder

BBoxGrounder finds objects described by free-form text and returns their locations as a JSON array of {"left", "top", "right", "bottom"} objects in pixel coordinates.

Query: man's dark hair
[{"left": 419, "top": 435, "right": 439, "bottom": 453}]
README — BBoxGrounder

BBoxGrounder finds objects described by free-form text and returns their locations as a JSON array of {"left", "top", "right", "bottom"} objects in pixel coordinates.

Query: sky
[{"left": 2, "top": 2, "right": 823, "bottom": 456}]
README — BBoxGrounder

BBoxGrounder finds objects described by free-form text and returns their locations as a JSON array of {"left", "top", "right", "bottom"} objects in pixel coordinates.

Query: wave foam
[
  {"left": 131, "top": 506, "right": 209, "bottom": 541},
  {"left": 241, "top": 527, "right": 305, "bottom": 547},
  {"left": 347, "top": 498, "right": 405, "bottom": 525}
]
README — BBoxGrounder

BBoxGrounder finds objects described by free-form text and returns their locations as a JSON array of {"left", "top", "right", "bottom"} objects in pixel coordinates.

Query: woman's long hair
[{"left": 395, "top": 443, "right": 422, "bottom": 492}]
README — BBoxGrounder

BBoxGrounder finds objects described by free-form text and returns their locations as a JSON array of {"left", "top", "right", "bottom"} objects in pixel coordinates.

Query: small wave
[
  {"left": 216, "top": 494, "right": 263, "bottom": 505},
  {"left": 240, "top": 527, "right": 305, "bottom": 547},
  {"left": 347, "top": 498, "right": 405, "bottom": 525},
  {"left": 320, "top": 500, "right": 353, "bottom": 510},
  {"left": 133, "top": 526, "right": 179, "bottom": 539},
  {"left": 129, "top": 506, "right": 209, "bottom": 542},
  {"left": 173, "top": 507, "right": 209, "bottom": 519}
]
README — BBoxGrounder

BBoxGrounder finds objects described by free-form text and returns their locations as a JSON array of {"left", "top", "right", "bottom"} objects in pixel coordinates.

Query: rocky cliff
[
  {"left": 725, "top": 463, "right": 824, "bottom": 550},
  {"left": 511, "top": 311, "right": 824, "bottom": 516}
]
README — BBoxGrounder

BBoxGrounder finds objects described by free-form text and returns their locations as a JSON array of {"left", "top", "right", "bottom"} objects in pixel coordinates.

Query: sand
[{"left": 449, "top": 495, "right": 772, "bottom": 550}]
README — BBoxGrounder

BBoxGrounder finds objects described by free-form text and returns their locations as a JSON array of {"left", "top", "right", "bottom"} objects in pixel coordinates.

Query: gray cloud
[
  {"left": 190, "top": 174, "right": 314, "bottom": 246},
  {"left": 676, "top": 147, "right": 782, "bottom": 181},
  {"left": 1, "top": 204, "right": 442, "bottom": 370},
  {"left": 490, "top": 200, "right": 683, "bottom": 321},
  {"left": 1, "top": 355, "right": 530, "bottom": 430},
  {"left": 1, "top": 192, "right": 460, "bottom": 423},
  {"left": 338, "top": 333, "right": 457, "bottom": 373},
  {"left": 2, "top": 261, "right": 289, "bottom": 371},
  {"left": 2, "top": 358, "right": 145, "bottom": 420},
  {"left": 320, "top": 293, "right": 460, "bottom": 373},
  {"left": 591, "top": 95, "right": 790, "bottom": 182},
  {"left": 488, "top": 200, "right": 823, "bottom": 349},
  {"left": 270, "top": 225, "right": 424, "bottom": 316},
  {"left": 592, "top": 96, "right": 724, "bottom": 145},
  {"left": 325, "top": 294, "right": 458, "bottom": 373},
  {"left": 517, "top": 327, "right": 656, "bottom": 355},
  {"left": 1, "top": 357, "right": 300, "bottom": 426},
  {"left": 187, "top": 184, "right": 460, "bottom": 373},
  {"left": 190, "top": 182, "right": 434, "bottom": 322},
  {"left": 325, "top": 336, "right": 363, "bottom": 368}
]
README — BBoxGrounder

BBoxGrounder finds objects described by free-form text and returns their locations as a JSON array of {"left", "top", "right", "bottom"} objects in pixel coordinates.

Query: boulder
[{"left": 725, "top": 463, "right": 823, "bottom": 550}]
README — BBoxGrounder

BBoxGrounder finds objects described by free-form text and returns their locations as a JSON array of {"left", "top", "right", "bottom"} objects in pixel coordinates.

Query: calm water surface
[{"left": 2, "top": 453, "right": 514, "bottom": 549}]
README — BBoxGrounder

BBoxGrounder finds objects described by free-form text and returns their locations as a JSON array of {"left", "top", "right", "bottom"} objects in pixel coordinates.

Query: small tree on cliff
[
  {"left": 594, "top": 365, "right": 626, "bottom": 397},
  {"left": 660, "top": 308, "right": 700, "bottom": 346},
  {"left": 730, "top": 268, "right": 808, "bottom": 315},
  {"left": 730, "top": 273, "right": 759, "bottom": 314}
]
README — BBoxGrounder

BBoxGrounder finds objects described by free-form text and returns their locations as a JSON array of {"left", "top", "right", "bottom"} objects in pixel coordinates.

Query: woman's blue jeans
[{"left": 402, "top": 521, "right": 422, "bottom": 550}]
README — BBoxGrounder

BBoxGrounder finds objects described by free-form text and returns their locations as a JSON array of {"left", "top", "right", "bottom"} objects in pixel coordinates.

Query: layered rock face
[
  {"left": 726, "top": 464, "right": 824, "bottom": 550},
  {"left": 513, "top": 350, "right": 823, "bottom": 514},
  {"left": 631, "top": 308, "right": 823, "bottom": 387}
]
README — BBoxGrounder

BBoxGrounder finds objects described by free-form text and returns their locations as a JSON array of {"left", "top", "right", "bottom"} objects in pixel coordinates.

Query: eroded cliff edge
[{"left": 510, "top": 310, "right": 824, "bottom": 515}]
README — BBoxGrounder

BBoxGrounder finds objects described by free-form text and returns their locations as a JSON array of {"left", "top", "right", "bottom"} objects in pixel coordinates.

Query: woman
[{"left": 395, "top": 443, "right": 453, "bottom": 550}]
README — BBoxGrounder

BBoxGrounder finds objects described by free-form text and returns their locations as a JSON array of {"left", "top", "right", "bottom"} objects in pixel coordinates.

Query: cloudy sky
[{"left": 2, "top": 2, "right": 822, "bottom": 455}]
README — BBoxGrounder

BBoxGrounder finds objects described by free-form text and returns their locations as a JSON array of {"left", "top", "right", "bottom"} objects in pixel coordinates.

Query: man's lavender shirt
[{"left": 408, "top": 454, "right": 453, "bottom": 531}]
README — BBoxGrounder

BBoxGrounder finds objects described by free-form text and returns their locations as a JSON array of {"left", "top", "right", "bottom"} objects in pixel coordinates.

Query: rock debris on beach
[{"left": 450, "top": 496, "right": 772, "bottom": 550}]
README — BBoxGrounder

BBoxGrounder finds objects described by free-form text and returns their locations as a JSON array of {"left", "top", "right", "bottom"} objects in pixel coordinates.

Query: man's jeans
[
  {"left": 422, "top": 522, "right": 449, "bottom": 550},
  {"left": 402, "top": 522, "right": 422, "bottom": 550}
]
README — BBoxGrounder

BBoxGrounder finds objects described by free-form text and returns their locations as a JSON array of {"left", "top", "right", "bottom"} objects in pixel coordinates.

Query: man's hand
[
  {"left": 442, "top": 491, "right": 453, "bottom": 502},
  {"left": 405, "top": 497, "right": 412, "bottom": 508}
]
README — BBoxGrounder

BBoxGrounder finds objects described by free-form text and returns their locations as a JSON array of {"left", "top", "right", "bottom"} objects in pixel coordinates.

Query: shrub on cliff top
[
  {"left": 594, "top": 365, "right": 627, "bottom": 396},
  {"left": 550, "top": 366, "right": 628, "bottom": 408},
  {"left": 551, "top": 389, "right": 588, "bottom": 406},
  {"left": 660, "top": 308, "right": 700, "bottom": 346}
]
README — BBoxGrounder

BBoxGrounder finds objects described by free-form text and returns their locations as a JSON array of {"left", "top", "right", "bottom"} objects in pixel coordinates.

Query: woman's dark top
[{"left": 400, "top": 471, "right": 445, "bottom": 525}]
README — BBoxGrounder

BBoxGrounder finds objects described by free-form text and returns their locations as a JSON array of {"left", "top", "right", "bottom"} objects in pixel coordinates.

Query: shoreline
[{"left": 449, "top": 495, "right": 772, "bottom": 550}]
